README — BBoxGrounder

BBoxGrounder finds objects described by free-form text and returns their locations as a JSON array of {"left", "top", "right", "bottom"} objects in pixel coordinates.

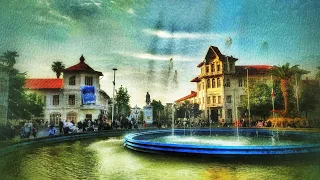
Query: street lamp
[
  {"left": 245, "top": 67, "right": 251, "bottom": 127},
  {"left": 112, "top": 68, "right": 117, "bottom": 125}
]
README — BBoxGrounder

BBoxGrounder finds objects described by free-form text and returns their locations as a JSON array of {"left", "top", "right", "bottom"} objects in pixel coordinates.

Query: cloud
[
  {"left": 119, "top": 52, "right": 199, "bottom": 62},
  {"left": 143, "top": 29, "right": 233, "bottom": 40},
  {"left": 127, "top": 8, "right": 135, "bottom": 15}
]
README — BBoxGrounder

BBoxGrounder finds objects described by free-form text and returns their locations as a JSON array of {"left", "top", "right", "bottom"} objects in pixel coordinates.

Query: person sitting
[{"left": 48, "top": 125, "right": 56, "bottom": 136}]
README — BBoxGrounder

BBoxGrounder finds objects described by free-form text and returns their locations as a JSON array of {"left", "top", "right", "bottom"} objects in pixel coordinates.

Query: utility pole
[
  {"left": 112, "top": 68, "right": 117, "bottom": 125},
  {"left": 246, "top": 68, "right": 251, "bottom": 127}
]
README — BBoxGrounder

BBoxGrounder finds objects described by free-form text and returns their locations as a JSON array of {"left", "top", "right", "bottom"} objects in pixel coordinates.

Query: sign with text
[
  {"left": 81, "top": 86, "right": 96, "bottom": 104},
  {"left": 143, "top": 106, "right": 153, "bottom": 124}
]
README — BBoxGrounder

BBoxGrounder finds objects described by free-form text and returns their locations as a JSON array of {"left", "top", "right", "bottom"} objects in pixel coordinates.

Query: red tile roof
[
  {"left": 175, "top": 91, "right": 197, "bottom": 103},
  {"left": 25, "top": 79, "right": 63, "bottom": 89},
  {"left": 63, "top": 55, "right": 103, "bottom": 76},
  {"left": 235, "top": 65, "right": 272, "bottom": 75}
]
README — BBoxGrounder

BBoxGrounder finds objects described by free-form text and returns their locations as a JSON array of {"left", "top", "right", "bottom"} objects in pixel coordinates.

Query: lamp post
[
  {"left": 245, "top": 67, "right": 251, "bottom": 127},
  {"left": 112, "top": 68, "right": 117, "bottom": 125}
]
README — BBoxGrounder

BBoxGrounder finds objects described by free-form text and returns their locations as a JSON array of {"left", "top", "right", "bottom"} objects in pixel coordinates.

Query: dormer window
[
  {"left": 69, "top": 76, "right": 76, "bottom": 85},
  {"left": 217, "top": 64, "right": 221, "bottom": 72},
  {"left": 85, "top": 76, "right": 93, "bottom": 86},
  {"left": 211, "top": 63, "right": 215, "bottom": 72}
]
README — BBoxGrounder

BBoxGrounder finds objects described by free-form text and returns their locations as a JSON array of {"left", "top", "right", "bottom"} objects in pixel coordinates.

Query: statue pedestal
[{"left": 143, "top": 105, "right": 153, "bottom": 124}]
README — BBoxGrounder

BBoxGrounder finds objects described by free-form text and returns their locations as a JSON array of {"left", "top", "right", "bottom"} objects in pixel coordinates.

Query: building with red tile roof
[
  {"left": 25, "top": 55, "right": 109, "bottom": 125},
  {"left": 25, "top": 79, "right": 63, "bottom": 89},
  {"left": 175, "top": 91, "right": 197, "bottom": 104}
]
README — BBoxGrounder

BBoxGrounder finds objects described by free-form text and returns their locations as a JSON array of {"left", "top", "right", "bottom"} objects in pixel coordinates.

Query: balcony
[
  {"left": 199, "top": 71, "right": 223, "bottom": 78},
  {"left": 206, "top": 103, "right": 223, "bottom": 107}
]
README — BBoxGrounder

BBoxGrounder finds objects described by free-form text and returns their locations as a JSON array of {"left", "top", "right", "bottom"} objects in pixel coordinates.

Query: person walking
[{"left": 32, "top": 127, "right": 37, "bottom": 138}]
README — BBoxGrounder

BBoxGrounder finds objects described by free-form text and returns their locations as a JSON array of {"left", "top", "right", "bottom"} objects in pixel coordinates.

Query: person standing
[
  {"left": 32, "top": 127, "right": 37, "bottom": 138},
  {"left": 59, "top": 120, "right": 64, "bottom": 134}
]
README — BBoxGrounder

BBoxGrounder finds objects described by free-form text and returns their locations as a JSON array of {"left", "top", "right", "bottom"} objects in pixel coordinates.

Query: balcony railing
[{"left": 200, "top": 71, "right": 223, "bottom": 77}]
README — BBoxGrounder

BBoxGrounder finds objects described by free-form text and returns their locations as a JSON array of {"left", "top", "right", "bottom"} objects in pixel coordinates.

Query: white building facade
[{"left": 25, "top": 55, "right": 109, "bottom": 125}]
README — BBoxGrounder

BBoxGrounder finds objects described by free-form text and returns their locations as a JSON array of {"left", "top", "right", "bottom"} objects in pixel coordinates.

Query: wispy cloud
[
  {"left": 127, "top": 8, "right": 135, "bottom": 15},
  {"left": 143, "top": 29, "right": 233, "bottom": 40},
  {"left": 119, "top": 52, "right": 199, "bottom": 62}
]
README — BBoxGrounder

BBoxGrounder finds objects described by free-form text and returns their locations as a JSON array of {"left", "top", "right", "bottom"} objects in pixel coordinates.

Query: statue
[{"left": 146, "top": 92, "right": 150, "bottom": 105}]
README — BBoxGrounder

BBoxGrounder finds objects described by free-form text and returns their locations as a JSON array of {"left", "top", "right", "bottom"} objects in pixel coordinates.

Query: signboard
[
  {"left": 81, "top": 86, "right": 96, "bottom": 104},
  {"left": 143, "top": 106, "right": 153, "bottom": 124}
]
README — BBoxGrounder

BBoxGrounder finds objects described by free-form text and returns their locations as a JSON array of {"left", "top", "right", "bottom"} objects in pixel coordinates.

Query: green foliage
[
  {"left": 51, "top": 61, "right": 65, "bottom": 78},
  {"left": 150, "top": 100, "right": 164, "bottom": 122},
  {"left": 241, "top": 81, "right": 272, "bottom": 120},
  {"left": 269, "top": 63, "right": 309, "bottom": 80},
  {"left": 300, "top": 82, "right": 320, "bottom": 118},
  {"left": 316, "top": 66, "right": 320, "bottom": 80},
  {"left": 0, "top": 51, "right": 19, "bottom": 67},
  {"left": 176, "top": 101, "right": 202, "bottom": 119},
  {"left": 115, "top": 85, "right": 131, "bottom": 118}
]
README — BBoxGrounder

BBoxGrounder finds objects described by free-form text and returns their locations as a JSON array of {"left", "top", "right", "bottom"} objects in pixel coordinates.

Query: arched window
[
  {"left": 69, "top": 76, "right": 76, "bottom": 85},
  {"left": 207, "top": 79, "right": 211, "bottom": 88},
  {"left": 217, "top": 78, "right": 221, "bottom": 87},
  {"left": 212, "top": 78, "right": 216, "bottom": 88},
  {"left": 50, "top": 113, "right": 61, "bottom": 125}
]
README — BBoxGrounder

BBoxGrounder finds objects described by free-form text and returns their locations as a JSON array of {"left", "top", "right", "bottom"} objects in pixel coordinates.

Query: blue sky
[{"left": 1, "top": 0, "right": 319, "bottom": 107}]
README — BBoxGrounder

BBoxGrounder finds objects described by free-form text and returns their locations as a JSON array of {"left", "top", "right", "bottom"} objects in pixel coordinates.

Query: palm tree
[
  {"left": 1, "top": 51, "right": 19, "bottom": 67},
  {"left": 51, "top": 61, "right": 65, "bottom": 78},
  {"left": 269, "top": 63, "right": 309, "bottom": 115}
]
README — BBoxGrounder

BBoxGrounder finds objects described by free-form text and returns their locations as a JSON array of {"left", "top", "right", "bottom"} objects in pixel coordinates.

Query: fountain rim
[{"left": 124, "top": 128, "right": 320, "bottom": 155}]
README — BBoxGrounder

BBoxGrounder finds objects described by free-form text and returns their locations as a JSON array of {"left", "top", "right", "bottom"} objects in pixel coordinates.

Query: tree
[
  {"left": 51, "top": 61, "right": 65, "bottom": 78},
  {"left": 150, "top": 100, "right": 164, "bottom": 124},
  {"left": 0, "top": 51, "right": 19, "bottom": 67},
  {"left": 269, "top": 63, "right": 309, "bottom": 116},
  {"left": 114, "top": 85, "right": 131, "bottom": 118},
  {"left": 241, "top": 81, "right": 272, "bottom": 120},
  {"left": 176, "top": 101, "right": 202, "bottom": 119},
  {"left": 316, "top": 66, "right": 320, "bottom": 80},
  {"left": 300, "top": 81, "right": 320, "bottom": 118}
]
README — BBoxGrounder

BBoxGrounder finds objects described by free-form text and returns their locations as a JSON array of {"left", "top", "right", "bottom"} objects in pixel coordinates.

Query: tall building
[
  {"left": 25, "top": 55, "right": 109, "bottom": 125},
  {"left": 177, "top": 46, "right": 272, "bottom": 124}
]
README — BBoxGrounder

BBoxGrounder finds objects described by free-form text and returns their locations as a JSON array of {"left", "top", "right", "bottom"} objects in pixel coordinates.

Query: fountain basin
[{"left": 124, "top": 129, "right": 320, "bottom": 156}]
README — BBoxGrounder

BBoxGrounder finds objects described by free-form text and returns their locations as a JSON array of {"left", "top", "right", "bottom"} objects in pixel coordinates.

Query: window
[
  {"left": 206, "top": 66, "right": 209, "bottom": 73},
  {"left": 212, "top": 78, "right": 216, "bottom": 88},
  {"left": 244, "top": 79, "right": 247, "bottom": 87},
  {"left": 68, "top": 95, "right": 75, "bottom": 105},
  {"left": 198, "top": 83, "right": 201, "bottom": 90},
  {"left": 226, "top": 95, "right": 232, "bottom": 103},
  {"left": 238, "top": 79, "right": 243, "bottom": 87},
  {"left": 225, "top": 79, "right": 230, "bottom": 87},
  {"left": 227, "top": 109, "right": 232, "bottom": 118},
  {"left": 85, "top": 76, "right": 93, "bottom": 86},
  {"left": 207, "top": 79, "right": 211, "bottom": 88},
  {"left": 53, "top": 95, "right": 59, "bottom": 105},
  {"left": 67, "top": 113, "right": 77, "bottom": 122},
  {"left": 69, "top": 76, "right": 76, "bottom": 85},
  {"left": 217, "top": 78, "right": 221, "bottom": 87},
  {"left": 50, "top": 113, "right": 61, "bottom": 125},
  {"left": 218, "top": 96, "right": 221, "bottom": 104},
  {"left": 213, "top": 96, "right": 216, "bottom": 104},
  {"left": 207, "top": 96, "right": 211, "bottom": 104},
  {"left": 217, "top": 64, "right": 221, "bottom": 71},
  {"left": 211, "top": 63, "right": 215, "bottom": 72},
  {"left": 202, "top": 82, "right": 204, "bottom": 89},
  {"left": 86, "top": 114, "right": 92, "bottom": 121},
  {"left": 202, "top": 97, "right": 204, "bottom": 104}
]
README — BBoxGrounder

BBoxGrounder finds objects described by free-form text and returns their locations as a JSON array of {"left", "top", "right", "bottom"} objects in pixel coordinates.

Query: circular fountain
[{"left": 124, "top": 129, "right": 320, "bottom": 156}]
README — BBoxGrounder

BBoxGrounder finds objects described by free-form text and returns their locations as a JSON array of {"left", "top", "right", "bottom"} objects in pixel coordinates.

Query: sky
[{"left": 1, "top": 0, "right": 320, "bottom": 107}]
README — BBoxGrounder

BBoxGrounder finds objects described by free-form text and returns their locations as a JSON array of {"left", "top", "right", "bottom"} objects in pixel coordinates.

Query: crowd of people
[{"left": 20, "top": 121, "right": 37, "bottom": 139}]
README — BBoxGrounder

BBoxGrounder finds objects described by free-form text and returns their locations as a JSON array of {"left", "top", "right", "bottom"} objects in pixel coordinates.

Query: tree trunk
[
  {"left": 280, "top": 79, "right": 289, "bottom": 116},
  {"left": 56, "top": 72, "right": 61, "bottom": 78}
]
